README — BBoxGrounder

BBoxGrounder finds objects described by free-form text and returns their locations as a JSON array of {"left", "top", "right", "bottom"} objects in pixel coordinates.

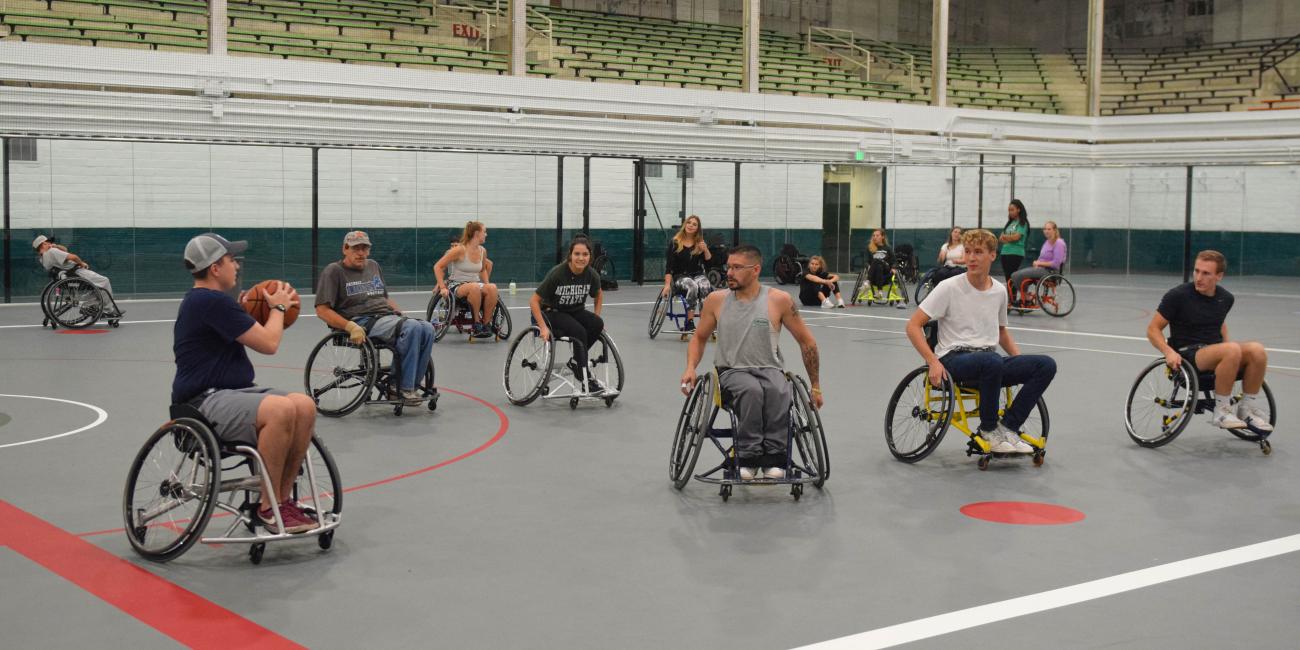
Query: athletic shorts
[
  {"left": 196, "top": 386, "right": 289, "bottom": 446},
  {"left": 1177, "top": 344, "right": 1208, "bottom": 369}
]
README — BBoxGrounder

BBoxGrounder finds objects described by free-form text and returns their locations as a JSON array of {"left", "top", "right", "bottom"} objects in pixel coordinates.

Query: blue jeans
[
  {"left": 940, "top": 351, "right": 1056, "bottom": 432},
  {"left": 393, "top": 319, "right": 436, "bottom": 391}
]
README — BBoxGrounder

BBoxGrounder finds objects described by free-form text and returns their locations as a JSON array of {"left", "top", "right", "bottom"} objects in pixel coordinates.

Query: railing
[
  {"left": 435, "top": 0, "right": 553, "bottom": 63},
  {"left": 1258, "top": 32, "right": 1300, "bottom": 94},
  {"left": 806, "top": 27, "right": 916, "bottom": 93}
]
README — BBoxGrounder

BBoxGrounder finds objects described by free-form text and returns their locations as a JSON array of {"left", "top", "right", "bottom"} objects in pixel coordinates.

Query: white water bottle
[{"left": 509, "top": 281, "right": 517, "bottom": 295}]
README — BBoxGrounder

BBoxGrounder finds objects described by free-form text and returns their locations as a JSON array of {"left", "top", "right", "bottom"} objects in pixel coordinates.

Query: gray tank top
[
  {"left": 448, "top": 247, "right": 484, "bottom": 283},
  {"left": 714, "top": 286, "right": 783, "bottom": 370}
]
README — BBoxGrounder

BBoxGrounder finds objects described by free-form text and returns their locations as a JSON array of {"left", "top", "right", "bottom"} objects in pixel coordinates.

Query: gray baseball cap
[
  {"left": 32, "top": 235, "right": 49, "bottom": 250},
  {"left": 184, "top": 233, "right": 248, "bottom": 272}
]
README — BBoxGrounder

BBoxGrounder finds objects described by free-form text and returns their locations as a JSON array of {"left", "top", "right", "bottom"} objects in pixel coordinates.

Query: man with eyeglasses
[{"left": 681, "top": 244, "right": 823, "bottom": 480}]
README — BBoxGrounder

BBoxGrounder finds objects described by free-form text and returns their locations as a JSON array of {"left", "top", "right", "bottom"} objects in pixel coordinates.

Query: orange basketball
[{"left": 242, "top": 279, "right": 300, "bottom": 328}]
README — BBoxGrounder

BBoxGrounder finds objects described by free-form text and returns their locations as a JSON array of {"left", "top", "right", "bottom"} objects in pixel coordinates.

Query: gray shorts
[{"left": 196, "top": 386, "right": 289, "bottom": 446}]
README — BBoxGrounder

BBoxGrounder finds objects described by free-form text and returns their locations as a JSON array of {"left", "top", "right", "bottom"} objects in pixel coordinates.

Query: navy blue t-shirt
[{"left": 172, "top": 288, "right": 258, "bottom": 404}]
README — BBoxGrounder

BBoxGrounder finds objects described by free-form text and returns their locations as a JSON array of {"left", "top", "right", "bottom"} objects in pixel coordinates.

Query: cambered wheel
[
  {"left": 590, "top": 331, "right": 625, "bottom": 403},
  {"left": 772, "top": 257, "right": 802, "bottom": 285},
  {"left": 1228, "top": 380, "right": 1276, "bottom": 442},
  {"left": 706, "top": 267, "right": 725, "bottom": 289},
  {"left": 305, "top": 333, "right": 377, "bottom": 417},
  {"left": 122, "top": 418, "right": 221, "bottom": 562},
  {"left": 1037, "top": 274, "right": 1076, "bottom": 318},
  {"left": 670, "top": 374, "right": 712, "bottom": 489},
  {"left": 849, "top": 267, "right": 869, "bottom": 306},
  {"left": 1125, "top": 359, "right": 1198, "bottom": 448},
  {"left": 914, "top": 269, "right": 937, "bottom": 304},
  {"left": 46, "top": 277, "right": 103, "bottom": 329},
  {"left": 492, "top": 302, "right": 513, "bottom": 341},
  {"left": 791, "top": 375, "right": 829, "bottom": 487},
  {"left": 504, "top": 327, "right": 553, "bottom": 406},
  {"left": 291, "top": 435, "right": 343, "bottom": 540},
  {"left": 426, "top": 293, "right": 455, "bottom": 341},
  {"left": 999, "top": 386, "right": 1050, "bottom": 444},
  {"left": 648, "top": 293, "right": 670, "bottom": 339},
  {"left": 884, "top": 367, "right": 954, "bottom": 463},
  {"left": 593, "top": 254, "right": 616, "bottom": 288}
]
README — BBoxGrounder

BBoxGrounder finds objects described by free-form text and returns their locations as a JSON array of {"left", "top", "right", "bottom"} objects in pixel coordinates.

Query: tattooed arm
[{"left": 776, "top": 290, "right": 823, "bottom": 408}]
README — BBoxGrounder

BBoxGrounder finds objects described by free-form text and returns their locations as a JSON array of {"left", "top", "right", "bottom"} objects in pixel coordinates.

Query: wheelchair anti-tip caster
[
  {"left": 977, "top": 455, "right": 991, "bottom": 471},
  {"left": 318, "top": 530, "right": 334, "bottom": 550},
  {"left": 427, "top": 396, "right": 438, "bottom": 412},
  {"left": 604, "top": 396, "right": 615, "bottom": 408},
  {"left": 569, "top": 397, "right": 579, "bottom": 410},
  {"left": 1261, "top": 440, "right": 1272, "bottom": 455},
  {"left": 110, "top": 319, "right": 120, "bottom": 328},
  {"left": 1033, "top": 451, "right": 1046, "bottom": 466},
  {"left": 720, "top": 484, "right": 732, "bottom": 501},
  {"left": 249, "top": 543, "right": 265, "bottom": 565},
  {"left": 791, "top": 484, "right": 803, "bottom": 500}
]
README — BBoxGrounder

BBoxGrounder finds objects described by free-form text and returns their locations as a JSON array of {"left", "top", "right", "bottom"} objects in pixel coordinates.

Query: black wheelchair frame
[
  {"left": 304, "top": 320, "right": 440, "bottom": 417},
  {"left": 1124, "top": 357, "right": 1275, "bottom": 453},
  {"left": 425, "top": 289, "right": 513, "bottom": 342},
  {"left": 39, "top": 268, "right": 121, "bottom": 329}
]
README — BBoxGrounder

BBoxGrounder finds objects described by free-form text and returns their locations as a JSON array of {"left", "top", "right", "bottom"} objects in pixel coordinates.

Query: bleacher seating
[{"left": 1067, "top": 38, "right": 1293, "bottom": 115}]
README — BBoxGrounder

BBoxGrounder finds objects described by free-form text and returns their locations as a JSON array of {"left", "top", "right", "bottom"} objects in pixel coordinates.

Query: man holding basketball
[
  {"left": 173, "top": 233, "right": 320, "bottom": 534},
  {"left": 315, "top": 231, "right": 436, "bottom": 406}
]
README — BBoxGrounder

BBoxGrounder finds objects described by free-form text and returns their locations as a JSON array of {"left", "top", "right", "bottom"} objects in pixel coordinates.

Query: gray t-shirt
[
  {"left": 315, "top": 259, "right": 395, "bottom": 320},
  {"left": 534, "top": 262, "right": 600, "bottom": 313},
  {"left": 41, "top": 247, "right": 75, "bottom": 272}
]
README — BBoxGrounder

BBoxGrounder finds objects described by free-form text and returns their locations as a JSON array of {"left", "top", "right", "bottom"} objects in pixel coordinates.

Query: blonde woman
[
  {"left": 433, "top": 221, "right": 498, "bottom": 337},
  {"left": 662, "top": 215, "right": 713, "bottom": 330},
  {"left": 933, "top": 226, "right": 968, "bottom": 285},
  {"left": 799, "top": 256, "right": 844, "bottom": 308}
]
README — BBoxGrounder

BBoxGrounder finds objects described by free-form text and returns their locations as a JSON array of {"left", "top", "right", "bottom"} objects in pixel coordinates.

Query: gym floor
[{"left": 2, "top": 273, "right": 1298, "bottom": 649}]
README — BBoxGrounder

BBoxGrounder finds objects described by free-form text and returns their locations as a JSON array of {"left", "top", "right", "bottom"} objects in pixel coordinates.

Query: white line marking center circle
[{"left": 0, "top": 394, "right": 108, "bottom": 450}]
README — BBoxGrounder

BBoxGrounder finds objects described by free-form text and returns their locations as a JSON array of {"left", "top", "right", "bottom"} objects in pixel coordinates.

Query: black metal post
[
  {"left": 582, "top": 156, "right": 590, "bottom": 234},
  {"left": 977, "top": 154, "right": 985, "bottom": 228},
  {"left": 1183, "top": 165, "right": 1194, "bottom": 282},
  {"left": 311, "top": 147, "right": 319, "bottom": 292},
  {"left": 679, "top": 162, "right": 687, "bottom": 223},
  {"left": 633, "top": 159, "right": 645, "bottom": 284},
  {"left": 2, "top": 137, "right": 10, "bottom": 303},
  {"left": 732, "top": 162, "right": 741, "bottom": 245},
  {"left": 1009, "top": 154, "right": 1017, "bottom": 198},
  {"left": 880, "top": 166, "right": 888, "bottom": 230},
  {"left": 556, "top": 155, "right": 564, "bottom": 263}
]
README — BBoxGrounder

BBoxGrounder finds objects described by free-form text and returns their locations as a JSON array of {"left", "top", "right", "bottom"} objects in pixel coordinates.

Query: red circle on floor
[
  {"left": 55, "top": 329, "right": 109, "bottom": 335},
  {"left": 960, "top": 501, "right": 1085, "bottom": 525}
]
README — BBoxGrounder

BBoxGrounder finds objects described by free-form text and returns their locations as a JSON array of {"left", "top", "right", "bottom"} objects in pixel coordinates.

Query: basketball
[{"left": 242, "top": 279, "right": 300, "bottom": 328}]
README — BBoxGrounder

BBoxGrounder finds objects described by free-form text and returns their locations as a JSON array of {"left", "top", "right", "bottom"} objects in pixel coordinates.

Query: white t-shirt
[
  {"left": 939, "top": 243, "right": 965, "bottom": 267},
  {"left": 40, "top": 247, "right": 74, "bottom": 272},
  {"left": 919, "top": 273, "right": 1007, "bottom": 358}
]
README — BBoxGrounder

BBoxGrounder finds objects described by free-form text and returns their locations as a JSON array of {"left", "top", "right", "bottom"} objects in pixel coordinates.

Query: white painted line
[
  {"left": 798, "top": 532, "right": 1300, "bottom": 650},
  {"left": 0, "top": 394, "right": 108, "bottom": 449}
]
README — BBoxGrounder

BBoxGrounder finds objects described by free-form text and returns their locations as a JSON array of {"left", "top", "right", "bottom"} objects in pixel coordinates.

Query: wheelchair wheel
[
  {"left": 1037, "top": 274, "right": 1075, "bottom": 317},
  {"left": 849, "top": 266, "right": 869, "bottom": 306},
  {"left": 706, "top": 266, "right": 725, "bottom": 290},
  {"left": 45, "top": 277, "right": 103, "bottom": 329},
  {"left": 791, "top": 375, "right": 829, "bottom": 486},
  {"left": 426, "top": 292, "right": 454, "bottom": 341},
  {"left": 1000, "top": 385, "right": 1050, "bottom": 441},
  {"left": 914, "top": 269, "right": 937, "bottom": 304},
  {"left": 503, "top": 326, "right": 553, "bottom": 405},
  {"left": 893, "top": 274, "right": 911, "bottom": 306},
  {"left": 589, "top": 331, "right": 625, "bottom": 403},
  {"left": 122, "top": 417, "right": 221, "bottom": 562},
  {"left": 884, "top": 367, "right": 954, "bottom": 462},
  {"left": 491, "top": 302, "right": 513, "bottom": 341},
  {"left": 670, "top": 373, "right": 712, "bottom": 489},
  {"left": 1125, "top": 358, "right": 1198, "bottom": 448},
  {"left": 1228, "top": 380, "right": 1276, "bottom": 442},
  {"left": 593, "top": 254, "right": 616, "bottom": 286},
  {"left": 772, "top": 256, "right": 801, "bottom": 285},
  {"left": 305, "top": 333, "right": 378, "bottom": 417},
  {"left": 292, "top": 435, "right": 343, "bottom": 542},
  {"left": 648, "top": 292, "right": 670, "bottom": 339}
]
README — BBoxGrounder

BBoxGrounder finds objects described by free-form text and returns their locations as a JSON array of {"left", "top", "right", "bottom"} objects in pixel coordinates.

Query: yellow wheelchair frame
[{"left": 885, "top": 366, "right": 1050, "bottom": 470}]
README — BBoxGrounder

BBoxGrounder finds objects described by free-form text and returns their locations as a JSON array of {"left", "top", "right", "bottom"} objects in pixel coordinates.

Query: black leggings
[
  {"left": 545, "top": 310, "right": 604, "bottom": 372},
  {"left": 1000, "top": 254, "right": 1024, "bottom": 282},
  {"left": 868, "top": 260, "right": 891, "bottom": 288}
]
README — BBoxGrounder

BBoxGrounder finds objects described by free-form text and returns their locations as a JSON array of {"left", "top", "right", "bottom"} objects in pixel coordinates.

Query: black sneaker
[
  {"left": 683, "top": 319, "right": 696, "bottom": 332},
  {"left": 586, "top": 377, "right": 605, "bottom": 395}
]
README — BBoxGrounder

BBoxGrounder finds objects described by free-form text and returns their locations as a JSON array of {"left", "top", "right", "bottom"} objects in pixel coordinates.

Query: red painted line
[
  {"left": 0, "top": 500, "right": 303, "bottom": 650},
  {"left": 76, "top": 385, "right": 510, "bottom": 538}
]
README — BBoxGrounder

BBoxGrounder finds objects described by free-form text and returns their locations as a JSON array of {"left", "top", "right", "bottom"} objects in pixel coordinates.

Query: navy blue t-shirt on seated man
[
  {"left": 1146, "top": 249, "right": 1271, "bottom": 432},
  {"left": 172, "top": 233, "right": 321, "bottom": 534}
]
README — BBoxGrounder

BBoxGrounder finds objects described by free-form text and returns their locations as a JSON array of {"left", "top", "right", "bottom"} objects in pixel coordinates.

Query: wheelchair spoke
[{"left": 1125, "top": 360, "right": 1194, "bottom": 447}]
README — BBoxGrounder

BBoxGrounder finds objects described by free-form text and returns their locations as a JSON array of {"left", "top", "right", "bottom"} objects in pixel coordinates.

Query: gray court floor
[{"left": 1, "top": 273, "right": 1298, "bottom": 649}]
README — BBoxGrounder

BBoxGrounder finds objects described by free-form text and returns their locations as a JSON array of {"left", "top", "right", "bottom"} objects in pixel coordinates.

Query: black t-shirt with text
[
  {"left": 535, "top": 262, "right": 600, "bottom": 313},
  {"left": 1157, "top": 282, "right": 1234, "bottom": 349}
]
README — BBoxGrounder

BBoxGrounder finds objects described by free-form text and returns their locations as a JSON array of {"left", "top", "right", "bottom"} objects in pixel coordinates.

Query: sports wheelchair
[
  {"left": 39, "top": 267, "right": 121, "bottom": 329},
  {"left": 123, "top": 404, "right": 342, "bottom": 565},
  {"left": 883, "top": 323, "right": 1050, "bottom": 470},
  {"left": 772, "top": 243, "right": 809, "bottom": 286},
  {"left": 670, "top": 370, "right": 827, "bottom": 500},
  {"left": 304, "top": 320, "right": 440, "bottom": 417},
  {"left": 425, "top": 289, "right": 512, "bottom": 343},
  {"left": 1007, "top": 270, "right": 1075, "bottom": 318},
  {"left": 648, "top": 288, "right": 717, "bottom": 341},
  {"left": 914, "top": 266, "right": 968, "bottom": 304},
  {"left": 702, "top": 232, "right": 729, "bottom": 289},
  {"left": 850, "top": 255, "right": 910, "bottom": 308},
  {"left": 1124, "top": 357, "right": 1275, "bottom": 453},
  {"left": 503, "top": 313, "right": 624, "bottom": 409}
]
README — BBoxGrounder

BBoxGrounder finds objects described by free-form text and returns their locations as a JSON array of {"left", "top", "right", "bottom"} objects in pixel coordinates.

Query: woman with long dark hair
[
  {"left": 998, "top": 199, "right": 1030, "bottom": 281},
  {"left": 531, "top": 237, "right": 607, "bottom": 394}
]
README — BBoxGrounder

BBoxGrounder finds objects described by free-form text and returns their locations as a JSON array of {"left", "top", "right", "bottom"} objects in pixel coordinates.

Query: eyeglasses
[{"left": 726, "top": 264, "right": 759, "bottom": 272}]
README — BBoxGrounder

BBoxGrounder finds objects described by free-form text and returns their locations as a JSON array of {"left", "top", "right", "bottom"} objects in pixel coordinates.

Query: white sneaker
[
  {"left": 763, "top": 466, "right": 786, "bottom": 480},
  {"left": 401, "top": 389, "right": 424, "bottom": 406},
  {"left": 999, "top": 425, "right": 1034, "bottom": 453},
  {"left": 738, "top": 466, "right": 759, "bottom": 481},
  {"left": 1236, "top": 402, "right": 1273, "bottom": 433},
  {"left": 821, "top": 298, "right": 834, "bottom": 309},
  {"left": 983, "top": 429, "right": 1016, "bottom": 453},
  {"left": 1212, "top": 404, "right": 1248, "bottom": 430}
]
